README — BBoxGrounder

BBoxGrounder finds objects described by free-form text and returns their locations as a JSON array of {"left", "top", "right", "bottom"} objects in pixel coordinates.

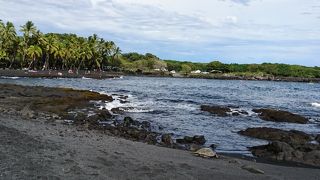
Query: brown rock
[
  {"left": 253, "top": 108, "right": 308, "bottom": 124},
  {"left": 200, "top": 105, "right": 231, "bottom": 117},
  {"left": 176, "top": 135, "right": 206, "bottom": 145},
  {"left": 161, "top": 134, "right": 174, "bottom": 146},
  {"left": 238, "top": 127, "right": 311, "bottom": 144}
]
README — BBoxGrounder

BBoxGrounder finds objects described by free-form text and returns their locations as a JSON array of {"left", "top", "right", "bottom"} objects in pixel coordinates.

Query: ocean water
[{"left": 1, "top": 76, "right": 319, "bottom": 155}]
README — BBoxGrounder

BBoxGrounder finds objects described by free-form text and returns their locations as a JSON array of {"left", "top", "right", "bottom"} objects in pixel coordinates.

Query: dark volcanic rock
[
  {"left": 176, "top": 135, "right": 206, "bottom": 145},
  {"left": 145, "top": 133, "right": 158, "bottom": 145},
  {"left": 249, "top": 141, "right": 320, "bottom": 167},
  {"left": 200, "top": 105, "right": 231, "bottom": 117},
  {"left": 161, "top": 134, "right": 174, "bottom": 146},
  {"left": 253, "top": 108, "right": 308, "bottom": 124},
  {"left": 316, "top": 135, "right": 320, "bottom": 143},
  {"left": 111, "top": 107, "right": 124, "bottom": 114},
  {"left": 86, "top": 110, "right": 113, "bottom": 125},
  {"left": 238, "top": 127, "right": 312, "bottom": 144}
]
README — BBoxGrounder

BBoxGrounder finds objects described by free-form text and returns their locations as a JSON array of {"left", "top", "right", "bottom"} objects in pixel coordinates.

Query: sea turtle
[{"left": 193, "top": 148, "right": 218, "bottom": 158}]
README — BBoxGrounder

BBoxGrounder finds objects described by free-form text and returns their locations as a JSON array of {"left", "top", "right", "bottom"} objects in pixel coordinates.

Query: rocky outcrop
[
  {"left": 253, "top": 109, "right": 308, "bottom": 124},
  {"left": 200, "top": 105, "right": 231, "bottom": 117},
  {"left": 238, "top": 127, "right": 312, "bottom": 144},
  {"left": 176, "top": 135, "right": 206, "bottom": 145},
  {"left": 240, "top": 127, "right": 320, "bottom": 167},
  {"left": 250, "top": 141, "right": 320, "bottom": 167}
]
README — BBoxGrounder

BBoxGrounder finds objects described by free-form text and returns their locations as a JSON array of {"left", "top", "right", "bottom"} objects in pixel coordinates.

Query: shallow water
[{"left": 1, "top": 76, "right": 319, "bottom": 155}]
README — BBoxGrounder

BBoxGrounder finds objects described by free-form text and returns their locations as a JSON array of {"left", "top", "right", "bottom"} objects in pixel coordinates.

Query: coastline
[
  {"left": 0, "top": 83, "right": 319, "bottom": 179},
  {"left": 1, "top": 107, "right": 320, "bottom": 179},
  {"left": 0, "top": 69, "right": 319, "bottom": 83}
]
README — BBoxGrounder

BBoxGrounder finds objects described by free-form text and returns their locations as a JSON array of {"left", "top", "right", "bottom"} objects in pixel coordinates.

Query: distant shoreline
[{"left": 0, "top": 69, "right": 319, "bottom": 83}]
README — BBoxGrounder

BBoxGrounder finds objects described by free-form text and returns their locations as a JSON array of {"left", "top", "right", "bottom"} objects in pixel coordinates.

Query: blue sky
[{"left": 0, "top": 0, "right": 319, "bottom": 66}]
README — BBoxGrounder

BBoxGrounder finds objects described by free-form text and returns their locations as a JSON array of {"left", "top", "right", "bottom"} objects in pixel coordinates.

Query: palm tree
[
  {"left": 77, "top": 41, "right": 93, "bottom": 71},
  {"left": 0, "top": 20, "right": 4, "bottom": 48},
  {"left": 1, "top": 22, "right": 18, "bottom": 68},
  {"left": 27, "top": 45, "right": 42, "bottom": 69},
  {"left": 20, "top": 21, "right": 37, "bottom": 66},
  {"left": 41, "top": 34, "right": 58, "bottom": 70}
]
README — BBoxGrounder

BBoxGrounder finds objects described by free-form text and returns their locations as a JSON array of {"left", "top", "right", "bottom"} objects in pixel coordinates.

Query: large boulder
[
  {"left": 176, "top": 135, "right": 206, "bottom": 145},
  {"left": 249, "top": 141, "right": 320, "bottom": 167},
  {"left": 253, "top": 109, "right": 308, "bottom": 124},
  {"left": 201, "top": 105, "right": 231, "bottom": 117},
  {"left": 238, "top": 127, "right": 312, "bottom": 144}
]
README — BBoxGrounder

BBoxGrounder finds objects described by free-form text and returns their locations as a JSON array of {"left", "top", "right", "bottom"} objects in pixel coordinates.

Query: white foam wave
[
  {"left": 311, "top": 102, "right": 320, "bottom": 108},
  {"left": 82, "top": 77, "right": 92, "bottom": 80},
  {"left": 100, "top": 93, "right": 153, "bottom": 113},
  {"left": 175, "top": 103, "right": 197, "bottom": 111},
  {"left": 126, "top": 108, "right": 154, "bottom": 113},
  {"left": 1, "top": 76, "right": 20, "bottom": 79}
]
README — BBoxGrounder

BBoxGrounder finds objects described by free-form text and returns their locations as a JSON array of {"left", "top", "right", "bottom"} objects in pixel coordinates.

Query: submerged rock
[
  {"left": 253, "top": 108, "right": 308, "bottom": 124},
  {"left": 200, "top": 105, "right": 231, "bottom": 117},
  {"left": 238, "top": 127, "right": 311, "bottom": 144}
]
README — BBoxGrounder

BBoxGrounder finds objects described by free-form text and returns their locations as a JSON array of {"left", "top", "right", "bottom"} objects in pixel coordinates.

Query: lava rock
[
  {"left": 200, "top": 105, "right": 231, "bottom": 117},
  {"left": 253, "top": 108, "right": 308, "bottom": 124},
  {"left": 176, "top": 135, "right": 206, "bottom": 145},
  {"left": 238, "top": 127, "right": 312, "bottom": 144},
  {"left": 145, "top": 133, "right": 158, "bottom": 145},
  {"left": 161, "top": 134, "right": 174, "bottom": 146},
  {"left": 316, "top": 134, "right": 320, "bottom": 143},
  {"left": 249, "top": 141, "right": 320, "bottom": 167}
]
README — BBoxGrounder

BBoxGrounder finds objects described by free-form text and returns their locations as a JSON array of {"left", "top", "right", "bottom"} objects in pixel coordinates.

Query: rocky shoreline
[
  {"left": 201, "top": 105, "right": 320, "bottom": 167},
  {"left": 1, "top": 69, "right": 319, "bottom": 83},
  {"left": 1, "top": 83, "right": 320, "bottom": 179}
]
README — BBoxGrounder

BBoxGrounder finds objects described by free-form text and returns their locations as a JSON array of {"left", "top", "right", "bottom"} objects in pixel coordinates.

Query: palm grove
[
  {"left": 1, "top": 20, "right": 319, "bottom": 78},
  {"left": 0, "top": 20, "right": 122, "bottom": 71}
]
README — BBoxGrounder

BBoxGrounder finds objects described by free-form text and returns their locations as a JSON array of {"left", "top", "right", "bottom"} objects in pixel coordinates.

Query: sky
[{"left": 0, "top": 0, "right": 319, "bottom": 66}]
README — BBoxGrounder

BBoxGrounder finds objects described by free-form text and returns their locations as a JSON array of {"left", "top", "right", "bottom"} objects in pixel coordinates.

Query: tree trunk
[
  {"left": 28, "top": 57, "right": 35, "bottom": 70},
  {"left": 42, "top": 54, "right": 49, "bottom": 70}
]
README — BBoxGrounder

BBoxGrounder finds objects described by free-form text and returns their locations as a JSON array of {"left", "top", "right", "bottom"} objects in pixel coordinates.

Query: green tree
[
  {"left": 0, "top": 21, "right": 18, "bottom": 68},
  {"left": 20, "top": 21, "right": 37, "bottom": 67},
  {"left": 27, "top": 45, "right": 42, "bottom": 69},
  {"left": 181, "top": 64, "right": 192, "bottom": 74}
]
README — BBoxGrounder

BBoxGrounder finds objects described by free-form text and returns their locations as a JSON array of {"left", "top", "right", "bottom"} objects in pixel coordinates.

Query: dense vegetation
[
  {"left": 165, "top": 60, "right": 320, "bottom": 78},
  {"left": 0, "top": 20, "right": 319, "bottom": 78}
]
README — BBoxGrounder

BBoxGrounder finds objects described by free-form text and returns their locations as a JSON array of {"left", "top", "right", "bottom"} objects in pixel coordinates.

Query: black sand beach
[{"left": 0, "top": 83, "right": 320, "bottom": 179}]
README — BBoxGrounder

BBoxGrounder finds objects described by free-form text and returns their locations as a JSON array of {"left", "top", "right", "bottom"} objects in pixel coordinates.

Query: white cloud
[{"left": 0, "top": 0, "right": 319, "bottom": 66}]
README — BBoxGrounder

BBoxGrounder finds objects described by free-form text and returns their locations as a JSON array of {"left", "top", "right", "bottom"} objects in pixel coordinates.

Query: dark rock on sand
[
  {"left": 210, "top": 144, "right": 218, "bottom": 150},
  {"left": 161, "top": 134, "right": 174, "bottom": 146},
  {"left": 253, "top": 108, "right": 308, "bottom": 124},
  {"left": 238, "top": 127, "right": 312, "bottom": 144},
  {"left": 85, "top": 110, "right": 113, "bottom": 126},
  {"left": 250, "top": 141, "right": 320, "bottom": 167},
  {"left": 189, "top": 144, "right": 202, "bottom": 152},
  {"left": 200, "top": 105, "right": 231, "bottom": 117},
  {"left": 316, "top": 134, "right": 320, "bottom": 143},
  {"left": 145, "top": 133, "right": 158, "bottom": 145},
  {"left": 176, "top": 135, "right": 206, "bottom": 145}
]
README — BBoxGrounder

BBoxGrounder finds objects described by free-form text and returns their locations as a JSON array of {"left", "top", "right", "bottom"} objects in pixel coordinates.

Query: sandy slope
[{"left": 0, "top": 113, "right": 320, "bottom": 180}]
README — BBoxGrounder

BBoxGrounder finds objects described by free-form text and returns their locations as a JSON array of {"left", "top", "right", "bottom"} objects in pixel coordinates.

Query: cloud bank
[{"left": 0, "top": 0, "right": 319, "bottom": 66}]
